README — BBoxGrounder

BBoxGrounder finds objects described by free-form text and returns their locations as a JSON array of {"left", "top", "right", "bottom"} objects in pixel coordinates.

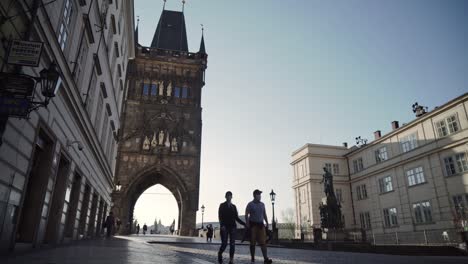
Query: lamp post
[
  {"left": 269, "top": 189, "right": 276, "bottom": 238},
  {"left": 201, "top": 205, "right": 205, "bottom": 229}
]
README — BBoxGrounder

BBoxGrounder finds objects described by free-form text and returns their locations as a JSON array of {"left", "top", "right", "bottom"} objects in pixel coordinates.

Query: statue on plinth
[{"left": 319, "top": 167, "right": 343, "bottom": 229}]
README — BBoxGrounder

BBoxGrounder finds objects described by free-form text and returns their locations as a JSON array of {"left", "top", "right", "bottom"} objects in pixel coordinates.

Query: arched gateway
[{"left": 112, "top": 8, "right": 207, "bottom": 236}]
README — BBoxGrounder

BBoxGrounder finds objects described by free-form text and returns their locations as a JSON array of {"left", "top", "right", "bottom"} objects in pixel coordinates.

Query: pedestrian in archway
[
  {"left": 245, "top": 190, "right": 272, "bottom": 264},
  {"left": 218, "top": 191, "right": 246, "bottom": 264},
  {"left": 105, "top": 212, "right": 115, "bottom": 238},
  {"left": 136, "top": 224, "right": 140, "bottom": 235},
  {"left": 143, "top": 224, "right": 148, "bottom": 235},
  {"left": 207, "top": 224, "right": 214, "bottom": 242}
]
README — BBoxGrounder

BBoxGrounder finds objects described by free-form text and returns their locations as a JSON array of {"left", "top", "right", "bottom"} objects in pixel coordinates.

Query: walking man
[
  {"left": 246, "top": 190, "right": 272, "bottom": 264},
  {"left": 136, "top": 224, "right": 140, "bottom": 235},
  {"left": 218, "top": 191, "right": 246, "bottom": 264},
  {"left": 143, "top": 224, "right": 148, "bottom": 235},
  {"left": 105, "top": 212, "right": 115, "bottom": 238}
]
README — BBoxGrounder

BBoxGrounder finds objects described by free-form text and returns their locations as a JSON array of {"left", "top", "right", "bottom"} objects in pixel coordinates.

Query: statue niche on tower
[{"left": 319, "top": 167, "right": 343, "bottom": 229}]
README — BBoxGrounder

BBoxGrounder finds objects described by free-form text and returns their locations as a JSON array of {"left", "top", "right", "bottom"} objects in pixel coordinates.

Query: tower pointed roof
[
  {"left": 199, "top": 34, "right": 206, "bottom": 54},
  {"left": 135, "top": 18, "right": 139, "bottom": 45},
  {"left": 151, "top": 10, "right": 188, "bottom": 52}
]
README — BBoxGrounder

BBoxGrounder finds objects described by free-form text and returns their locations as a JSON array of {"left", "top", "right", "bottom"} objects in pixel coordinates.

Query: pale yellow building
[{"left": 292, "top": 93, "right": 468, "bottom": 243}]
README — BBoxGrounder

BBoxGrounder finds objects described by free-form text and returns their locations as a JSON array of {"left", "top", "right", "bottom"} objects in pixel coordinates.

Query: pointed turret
[
  {"left": 135, "top": 17, "right": 139, "bottom": 45},
  {"left": 199, "top": 34, "right": 206, "bottom": 54}
]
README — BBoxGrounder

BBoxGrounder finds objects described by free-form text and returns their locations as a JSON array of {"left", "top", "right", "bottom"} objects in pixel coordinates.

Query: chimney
[
  {"left": 343, "top": 142, "right": 348, "bottom": 148},
  {"left": 374, "top": 130, "right": 382, "bottom": 140},
  {"left": 391, "top": 121, "right": 399, "bottom": 130}
]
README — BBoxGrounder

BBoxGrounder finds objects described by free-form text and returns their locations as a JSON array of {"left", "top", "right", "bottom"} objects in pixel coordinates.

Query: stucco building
[
  {"left": 292, "top": 93, "right": 468, "bottom": 243},
  {"left": 0, "top": 0, "right": 134, "bottom": 251}
]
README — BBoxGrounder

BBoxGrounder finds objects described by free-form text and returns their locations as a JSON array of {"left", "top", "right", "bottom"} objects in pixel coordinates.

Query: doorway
[
  {"left": 44, "top": 156, "right": 70, "bottom": 244},
  {"left": 16, "top": 131, "right": 54, "bottom": 243},
  {"left": 64, "top": 173, "right": 82, "bottom": 238},
  {"left": 78, "top": 184, "right": 91, "bottom": 237},
  {"left": 87, "top": 193, "right": 98, "bottom": 237}
]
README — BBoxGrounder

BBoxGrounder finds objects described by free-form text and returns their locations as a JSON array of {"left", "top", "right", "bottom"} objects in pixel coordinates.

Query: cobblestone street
[{"left": 2, "top": 235, "right": 466, "bottom": 264}]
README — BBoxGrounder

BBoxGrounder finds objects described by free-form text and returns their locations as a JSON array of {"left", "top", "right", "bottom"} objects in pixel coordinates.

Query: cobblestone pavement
[{"left": 1, "top": 235, "right": 466, "bottom": 264}]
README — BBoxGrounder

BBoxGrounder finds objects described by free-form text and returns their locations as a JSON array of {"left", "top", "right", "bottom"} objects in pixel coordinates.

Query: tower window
[
  {"left": 142, "top": 83, "right": 150, "bottom": 95},
  {"left": 151, "top": 83, "right": 159, "bottom": 96},
  {"left": 174, "top": 87, "right": 181, "bottom": 98},
  {"left": 182, "top": 87, "right": 188, "bottom": 98}
]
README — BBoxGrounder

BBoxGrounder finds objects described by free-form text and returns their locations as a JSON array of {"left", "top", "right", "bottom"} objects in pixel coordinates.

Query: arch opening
[{"left": 132, "top": 184, "right": 179, "bottom": 234}]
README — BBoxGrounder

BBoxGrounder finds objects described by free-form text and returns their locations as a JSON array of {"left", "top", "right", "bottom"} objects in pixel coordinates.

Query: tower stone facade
[{"left": 112, "top": 9, "right": 207, "bottom": 236}]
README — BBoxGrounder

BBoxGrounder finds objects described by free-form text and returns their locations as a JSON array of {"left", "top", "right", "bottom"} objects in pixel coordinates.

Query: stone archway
[{"left": 112, "top": 164, "right": 197, "bottom": 236}]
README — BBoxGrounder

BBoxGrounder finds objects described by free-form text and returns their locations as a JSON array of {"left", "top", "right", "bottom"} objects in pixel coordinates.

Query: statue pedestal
[{"left": 321, "top": 228, "right": 346, "bottom": 241}]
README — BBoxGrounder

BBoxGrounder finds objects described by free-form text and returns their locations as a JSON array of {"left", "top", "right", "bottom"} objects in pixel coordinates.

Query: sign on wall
[{"left": 7, "top": 40, "right": 44, "bottom": 67}]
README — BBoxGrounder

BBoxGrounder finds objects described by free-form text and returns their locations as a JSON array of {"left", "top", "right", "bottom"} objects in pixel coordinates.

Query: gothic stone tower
[{"left": 112, "top": 9, "right": 207, "bottom": 236}]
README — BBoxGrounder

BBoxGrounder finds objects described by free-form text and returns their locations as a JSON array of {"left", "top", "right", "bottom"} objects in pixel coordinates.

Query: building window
[
  {"left": 436, "top": 115, "right": 460, "bottom": 138},
  {"left": 182, "top": 87, "right": 189, "bottom": 98},
  {"left": 378, "top": 176, "right": 393, "bottom": 193},
  {"left": 101, "top": 114, "right": 108, "bottom": 143},
  {"left": 435, "top": 120, "right": 448, "bottom": 138},
  {"left": 114, "top": 42, "right": 119, "bottom": 57},
  {"left": 111, "top": 15, "right": 117, "bottom": 34},
  {"left": 453, "top": 195, "right": 467, "bottom": 218},
  {"left": 444, "top": 153, "right": 468, "bottom": 176},
  {"left": 353, "top": 158, "right": 364, "bottom": 173},
  {"left": 444, "top": 156, "right": 457, "bottom": 176},
  {"left": 333, "top": 163, "right": 339, "bottom": 175},
  {"left": 151, "top": 83, "right": 159, "bottom": 96},
  {"left": 447, "top": 115, "right": 460, "bottom": 134},
  {"left": 356, "top": 184, "right": 367, "bottom": 200},
  {"left": 336, "top": 188, "right": 343, "bottom": 203},
  {"left": 375, "top": 147, "right": 388, "bottom": 163},
  {"left": 74, "top": 34, "right": 89, "bottom": 87},
  {"left": 383, "top": 208, "right": 398, "bottom": 227},
  {"left": 325, "top": 163, "right": 332, "bottom": 172},
  {"left": 359, "top": 212, "right": 371, "bottom": 229},
  {"left": 58, "top": 0, "right": 74, "bottom": 50},
  {"left": 400, "top": 133, "right": 418, "bottom": 153},
  {"left": 142, "top": 83, "right": 150, "bottom": 96},
  {"left": 117, "top": 64, "right": 122, "bottom": 77},
  {"left": 455, "top": 153, "right": 468, "bottom": 173},
  {"left": 174, "top": 86, "right": 181, "bottom": 98},
  {"left": 413, "top": 201, "right": 433, "bottom": 224},
  {"left": 94, "top": 93, "right": 104, "bottom": 134},
  {"left": 406, "top": 166, "right": 426, "bottom": 186}
]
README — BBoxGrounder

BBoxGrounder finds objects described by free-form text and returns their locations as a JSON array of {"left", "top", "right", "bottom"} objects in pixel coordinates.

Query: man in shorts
[{"left": 245, "top": 189, "right": 272, "bottom": 264}]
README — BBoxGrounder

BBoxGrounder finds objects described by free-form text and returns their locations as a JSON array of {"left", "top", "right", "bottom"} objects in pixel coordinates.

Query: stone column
[{"left": 179, "top": 209, "right": 196, "bottom": 236}]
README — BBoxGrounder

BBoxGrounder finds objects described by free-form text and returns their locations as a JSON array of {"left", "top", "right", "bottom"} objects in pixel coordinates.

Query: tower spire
[
  {"left": 163, "top": 0, "right": 166, "bottom": 10},
  {"left": 199, "top": 24, "right": 206, "bottom": 54},
  {"left": 182, "top": 0, "right": 186, "bottom": 13},
  {"left": 135, "top": 16, "right": 140, "bottom": 44}
]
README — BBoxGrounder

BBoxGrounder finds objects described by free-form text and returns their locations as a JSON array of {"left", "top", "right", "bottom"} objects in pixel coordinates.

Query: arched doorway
[
  {"left": 112, "top": 165, "right": 198, "bottom": 236},
  {"left": 133, "top": 184, "right": 179, "bottom": 234}
]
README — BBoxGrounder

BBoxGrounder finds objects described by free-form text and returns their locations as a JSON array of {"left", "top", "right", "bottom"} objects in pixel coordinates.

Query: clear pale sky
[{"left": 133, "top": 0, "right": 468, "bottom": 228}]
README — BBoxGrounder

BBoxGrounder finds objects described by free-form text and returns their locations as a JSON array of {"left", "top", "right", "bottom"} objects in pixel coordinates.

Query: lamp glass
[
  {"left": 40, "top": 63, "right": 60, "bottom": 98},
  {"left": 270, "top": 189, "right": 276, "bottom": 203}
]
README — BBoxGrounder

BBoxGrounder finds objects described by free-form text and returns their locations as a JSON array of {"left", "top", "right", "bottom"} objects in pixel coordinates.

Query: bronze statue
[{"left": 320, "top": 167, "right": 334, "bottom": 197}]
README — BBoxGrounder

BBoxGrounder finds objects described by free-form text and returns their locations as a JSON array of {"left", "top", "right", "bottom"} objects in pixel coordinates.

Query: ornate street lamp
[
  {"left": 39, "top": 62, "right": 60, "bottom": 100},
  {"left": 269, "top": 189, "right": 276, "bottom": 237},
  {"left": 115, "top": 181, "right": 122, "bottom": 192},
  {"left": 201, "top": 204, "right": 205, "bottom": 229}
]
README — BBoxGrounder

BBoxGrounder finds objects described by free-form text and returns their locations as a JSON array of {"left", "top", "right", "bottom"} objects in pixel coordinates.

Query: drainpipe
[{"left": 346, "top": 156, "right": 357, "bottom": 228}]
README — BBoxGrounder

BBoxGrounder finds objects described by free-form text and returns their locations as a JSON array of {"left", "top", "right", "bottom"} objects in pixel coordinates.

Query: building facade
[
  {"left": 111, "top": 8, "right": 207, "bottom": 236},
  {"left": 292, "top": 93, "right": 468, "bottom": 242},
  {"left": 0, "top": 0, "right": 134, "bottom": 251}
]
